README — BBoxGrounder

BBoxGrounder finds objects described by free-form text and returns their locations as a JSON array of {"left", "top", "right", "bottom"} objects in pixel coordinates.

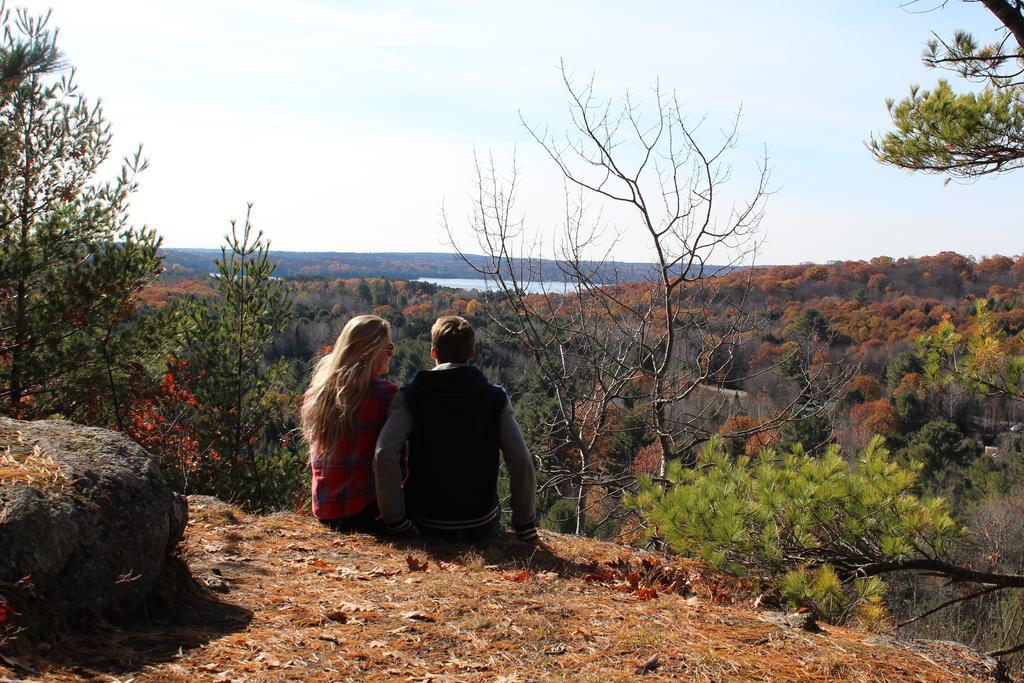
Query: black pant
[
  {"left": 319, "top": 502, "right": 384, "bottom": 534},
  {"left": 418, "top": 515, "right": 501, "bottom": 543}
]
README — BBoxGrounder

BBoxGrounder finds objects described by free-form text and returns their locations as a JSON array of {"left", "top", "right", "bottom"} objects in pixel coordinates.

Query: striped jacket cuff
[{"left": 385, "top": 518, "right": 414, "bottom": 534}]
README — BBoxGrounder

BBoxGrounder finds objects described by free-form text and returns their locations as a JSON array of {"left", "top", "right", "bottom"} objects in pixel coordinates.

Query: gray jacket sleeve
[
  {"left": 373, "top": 389, "right": 414, "bottom": 532},
  {"left": 499, "top": 398, "right": 538, "bottom": 541}
]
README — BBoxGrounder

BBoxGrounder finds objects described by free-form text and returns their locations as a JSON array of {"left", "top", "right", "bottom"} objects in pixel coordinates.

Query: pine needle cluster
[{"left": 630, "top": 436, "right": 964, "bottom": 623}]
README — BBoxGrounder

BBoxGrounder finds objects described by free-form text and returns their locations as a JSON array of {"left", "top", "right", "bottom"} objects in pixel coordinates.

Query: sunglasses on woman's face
[{"left": 385, "top": 343, "right": 395, "bottom": 355}]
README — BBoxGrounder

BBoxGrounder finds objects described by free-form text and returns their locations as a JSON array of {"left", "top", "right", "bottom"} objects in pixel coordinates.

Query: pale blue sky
[{"left": 17, "top": 0, "right": 1022, "bottom": 263}]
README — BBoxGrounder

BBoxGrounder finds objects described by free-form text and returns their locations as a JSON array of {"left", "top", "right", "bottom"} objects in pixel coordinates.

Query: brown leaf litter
[{"left": 0, "top": 495, "right": 1009, "bottom": 682}]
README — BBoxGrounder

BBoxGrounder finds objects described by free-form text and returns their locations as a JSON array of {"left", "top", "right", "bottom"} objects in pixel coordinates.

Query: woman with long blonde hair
[{"left": 301, "top": 314, "right": 397, "bottom": 531}]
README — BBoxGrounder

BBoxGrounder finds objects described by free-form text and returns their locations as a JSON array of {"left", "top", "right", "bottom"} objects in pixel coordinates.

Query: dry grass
[
  {"left": 0, "top": 496, "right": 1008, "bottom": 682},
  {"left": 0, "top": 429, "right": 69, "bottom": 495}
]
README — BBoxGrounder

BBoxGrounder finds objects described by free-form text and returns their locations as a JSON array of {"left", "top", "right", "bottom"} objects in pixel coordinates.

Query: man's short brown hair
[{"left": 431, "top": 316, "right": 475, "bottom": 364}]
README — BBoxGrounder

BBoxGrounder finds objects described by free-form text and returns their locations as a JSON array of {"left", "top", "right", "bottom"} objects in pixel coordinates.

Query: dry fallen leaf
[
  {"left": 447, "top": 657, "right": 490, "bottom": 671},
  {"left": 635, "top": 653, "right": 661, "bottom": 674},
  {"left": 507, "top": 571, "right": 531, "bottom": 582},
  {"left": 364, "top": 566, "right": 402, "bottom": 578},
  {"left": 223, "top": 555, "right": 252, "bottom": 562},
  {"left": 633, "top": 586, "right": 658, "bottom": 601},
  {"left": 338, "top": 601, "right": 374, "bottom": 612},
  {"left": 406, "top": 555, "right": 429, "bottom": 572},
  {"left": 573, "top": 627, "right": 595, "bottom": 642},
  {"left": 253, "top": 652, "right": 282, "bottom": 668},
  {"left": 402, "top": 610, "right": 436, "bottom": 622},
  {"left": 327, "top": 566, "right": 362, "bottom": 579},
  {"left": 640, "top": 557, "right": 661, "bottom": 571}
]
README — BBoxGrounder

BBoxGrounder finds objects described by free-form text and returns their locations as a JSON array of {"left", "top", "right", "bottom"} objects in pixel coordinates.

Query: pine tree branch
[
  {"left": 859, "top": 557, "right": 1024, "bottom": 588},
  {"left": 980, "top": 0, "right": 1024, "bottom": 50},
  {"left": 896, "top": 584, "right": 1002, "bottom": 627},
  {"left": 987, "top": 640, "right": 1024, "bottom": 658}
]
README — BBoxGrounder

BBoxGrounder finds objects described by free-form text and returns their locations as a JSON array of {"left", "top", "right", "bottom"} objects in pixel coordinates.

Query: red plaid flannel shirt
[{"left": 311, "top": 377, "right": 399, "bottom": 521}]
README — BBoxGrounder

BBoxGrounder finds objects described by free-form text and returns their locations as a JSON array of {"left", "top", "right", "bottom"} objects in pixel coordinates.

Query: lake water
[{"left": 416, "top": 278, "right": 574, "bottom": 294}]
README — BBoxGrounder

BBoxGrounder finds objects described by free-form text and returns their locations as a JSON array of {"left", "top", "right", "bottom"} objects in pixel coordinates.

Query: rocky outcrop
[{"left": 0, "top": 417, "right": 186, "bottom": 626}]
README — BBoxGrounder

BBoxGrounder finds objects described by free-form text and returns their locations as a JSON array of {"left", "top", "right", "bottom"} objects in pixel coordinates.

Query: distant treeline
[{"left": 159, "top": 248, "right": 731, "bottom": 283}]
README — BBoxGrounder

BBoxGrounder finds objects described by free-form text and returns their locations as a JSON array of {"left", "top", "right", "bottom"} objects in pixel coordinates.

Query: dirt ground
[{"left": 0, "top": 496, "right": 1008, "bottom": 682}]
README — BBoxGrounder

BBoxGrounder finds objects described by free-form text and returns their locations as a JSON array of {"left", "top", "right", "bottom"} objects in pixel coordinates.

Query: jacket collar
[{"left": 432, "top": 362, "right": 470, "bottom": 371}]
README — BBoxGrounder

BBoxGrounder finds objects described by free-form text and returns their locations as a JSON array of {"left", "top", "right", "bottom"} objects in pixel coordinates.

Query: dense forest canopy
[
  {"left": 157, "top": 248, "right": 733, "bottom": 283},
  {"left": 130, "top": 249, "right": 1024, "bottom": 662}
]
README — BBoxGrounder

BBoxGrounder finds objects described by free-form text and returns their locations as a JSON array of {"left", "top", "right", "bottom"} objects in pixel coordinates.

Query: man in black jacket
[{"left": 373, "top": 316, "right": 539, "bottom": 542}]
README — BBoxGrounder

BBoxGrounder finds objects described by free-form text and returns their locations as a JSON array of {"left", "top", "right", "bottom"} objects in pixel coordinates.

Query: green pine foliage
[
  {"left": 872, "top": 5, "right": 1024, "bottom": 178},
  {"left": 871, "top": 80, "right": 1024, "bottom": 177},
  {"left": 630, "top": 436, "right": 964, "bottom": 623},
  {"left": 179, "top": 205, "right": 294, "bottom": 510},
  {"left": 0, "top": 7, "right": 63, "bottom": 97},
  {"left": 918, "top": 300, "right": 1024, "bottom": 401},
  {"left": 0, "top": 9, "right": 162, "bottom": 422}
]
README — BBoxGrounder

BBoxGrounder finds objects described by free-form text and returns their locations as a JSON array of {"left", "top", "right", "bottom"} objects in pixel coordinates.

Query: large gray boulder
[{"left": 0, "top": 417, "right": 187, "bottom": 625}]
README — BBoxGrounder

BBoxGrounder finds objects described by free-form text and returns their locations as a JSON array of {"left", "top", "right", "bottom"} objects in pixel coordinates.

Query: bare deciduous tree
[{"left": 447, "top": 65, "right": 851, "bottom": 534}]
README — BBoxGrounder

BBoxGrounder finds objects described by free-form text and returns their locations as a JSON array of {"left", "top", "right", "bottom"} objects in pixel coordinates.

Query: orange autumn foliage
[
  {"left": 849, "top": 399, "right": 901, "bottom": 437},
  {"left": 846, "top": 375, "right": 882, "bottom": 403}
]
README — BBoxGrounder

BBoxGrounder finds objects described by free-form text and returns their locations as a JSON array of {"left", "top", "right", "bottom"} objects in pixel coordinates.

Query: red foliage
[
  {"left": 750, "top": 341, "right": 783, "bottom": 368},
  {"left": 403, "top": 302, "right": 434, "bottom": 317},
  {"left": 744, "top": 429, "right": 778, "bottom": 455},
  {"left": 867, "top": 273, "right": 888, "bottom": 290},
  {"left": 802, "top": 265, "right": 829, "bottom": 282},
  {"left": 894, "top": 372, "right": 926, "bottom": 400},
  {"left": 846, "top": 375, "right": 882, "bottom": 403},
  {"left": 632, "top": 443, "right": 662, "bottom": 477},
  {"left": 849, "top": 399, "right": 900, "bottom": 437},
  {"left": 137, "top": 279, "right": 216, "bottom": 307},
  {"left": 1012, "top": 256, "right": 1024, "bottom": 278},
  {"left": 124, "top": 358, "right": 201, "bottom": 481},
  {"left": 997, "top": 307, "right": 1024, "bottom": 335},
  {"left": 975, "top": 255, "right": 1014, "bottom": 277},
  {"left": 719, "top": 415, "right": 778, "bottom": 455}
]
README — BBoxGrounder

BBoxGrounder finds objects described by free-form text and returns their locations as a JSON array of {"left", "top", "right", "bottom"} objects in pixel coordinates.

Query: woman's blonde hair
[{"left": 301, "top": 315, "right": 390, "bottom": 460}]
